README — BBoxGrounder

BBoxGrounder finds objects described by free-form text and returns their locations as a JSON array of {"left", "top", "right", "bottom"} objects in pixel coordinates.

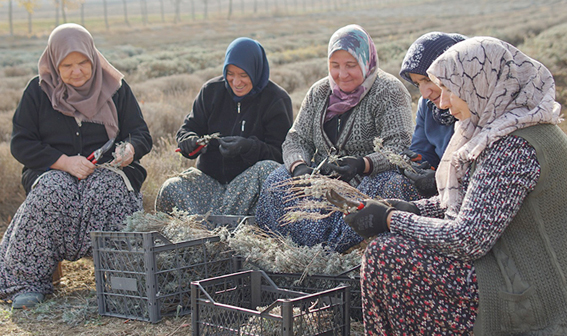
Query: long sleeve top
[
  {"left": 177, "top": 76, "right": 293, "bottom": 184},
  {"left": 390, "top": 135, "right": 540, "bottom": 261},
  {"left": 11, "top": 76, "right": 152, "bottom": 193},
  {"left": 282, "top": 69, "right": 413, "bottom": 177},
  {"left": 409, "top": 97, "right": 454, "bottom": 168}
]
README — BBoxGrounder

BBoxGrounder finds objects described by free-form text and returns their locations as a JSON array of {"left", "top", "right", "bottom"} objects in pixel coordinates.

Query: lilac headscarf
[
  {"left": 38, "top": 23, "right": 123, "bottom": 139},
  {"left": 326, "top": 24, "right": 379, "bottom": 122}
]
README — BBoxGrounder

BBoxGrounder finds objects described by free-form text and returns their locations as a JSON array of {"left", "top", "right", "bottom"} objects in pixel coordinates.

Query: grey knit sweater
[{"left": 282, "top": 69, "right": 413, "bottom": 178}]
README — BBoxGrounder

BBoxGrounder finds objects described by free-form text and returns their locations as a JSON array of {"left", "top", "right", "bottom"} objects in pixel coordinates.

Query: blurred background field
[{"left": 0, "top": 0, "right": 567, "bottom": 334}]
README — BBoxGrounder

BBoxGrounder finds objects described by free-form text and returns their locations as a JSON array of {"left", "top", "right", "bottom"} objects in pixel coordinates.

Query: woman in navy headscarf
[
  {"left": 155, "top": 37, "right": 293, "bottom": 216},
  {"left": 398, "top": 32, "right": 467, "bottom": 197}
]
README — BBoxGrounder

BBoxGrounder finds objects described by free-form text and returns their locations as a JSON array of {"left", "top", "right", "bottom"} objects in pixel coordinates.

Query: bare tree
[
  {"left": 103, "top": 0, "right": 109, "bottom": 29},
  {"left": 8, "top": 0, "right": 14, "bottom": 35},
  {"left": 53, "top": 0, "right": 59, "bottom": 26},
  {"left": 159, "top": 0, "right": 165, "bottom": 22},
  {"left": 18, "top": 0, "right": 40, "bottom": 33},
  {"left": 190, "top": 0, "right": 194, "bottom": 20},
  {"left": 172, "top": 0, "right": 181, "bottom": 23},
  {"left": 122, "top": 0, "right": 130, "bottom": 26},
  {"left": 140, "top": 0, "right": 148, "bottom": 25},
  {"left": 203, "top": 0, "right": 208, "bottom": 19},
  {"left": 240, "top": 0, "right": 243, "bottom": 13},
  {"left": 227, "top": 0, "right": 232, "bottom": 19},
  {"left": 60, "top": 0, "right": 67, "bottom": 22}
]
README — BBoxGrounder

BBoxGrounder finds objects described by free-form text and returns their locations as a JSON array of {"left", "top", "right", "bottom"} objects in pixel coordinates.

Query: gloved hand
[
  {"left": 218, "top": 136, "right": 253, "bottom": 158},
  {"left": 291, "top": 163, "right": 314, "bottom": 177},
  {"left": 403, "top": 161, "right": 437, "bottom": 197},
  {"left": 326, "top": 156, "right": 366, "bottom": 182},
  {"left": 178, "top": 136, "right": 203, "bottom": 159},
  {"left": 381, "top": 199, "right": 420, "bottom": 215},
  {"left": 344, "top": 199, "right": 394, "bottom": 239},
  {"left": 401, "top": 148, "right": 422, "bottom": 162}
]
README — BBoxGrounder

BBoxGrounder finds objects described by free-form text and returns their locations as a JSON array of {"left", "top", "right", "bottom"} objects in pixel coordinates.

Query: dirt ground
[{"left": 0, "top": 258, "right": 193, "bottom": 336}]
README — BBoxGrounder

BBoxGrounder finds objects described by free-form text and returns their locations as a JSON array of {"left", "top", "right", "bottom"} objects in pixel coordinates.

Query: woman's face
[
  {"left": 226, "top": 64, "right": 253, "bottom": 97},
  {"left": 329, "top": 50, "right": 364, "bottom": 93},
  {"left": 438, "top": 83, "right": 471, "bottom": 120},
  {"left": 409, "top": 73, "right": 442, "bottom": 108},
  {"left": 58, "top": 51, "right": 92, "bottom": 87}
]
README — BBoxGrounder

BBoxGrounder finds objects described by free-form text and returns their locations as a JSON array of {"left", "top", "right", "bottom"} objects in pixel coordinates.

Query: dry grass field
[{"left": 0, "top": 0, "right": 567, "bottom": 334}]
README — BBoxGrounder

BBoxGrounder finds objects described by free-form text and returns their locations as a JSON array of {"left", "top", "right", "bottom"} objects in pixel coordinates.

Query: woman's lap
[{"left": 0, "top": 168, "right": 141, "bottom": 299}]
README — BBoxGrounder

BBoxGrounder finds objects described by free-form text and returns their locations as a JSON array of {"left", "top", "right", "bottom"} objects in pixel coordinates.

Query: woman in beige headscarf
[
  {"left": 343, "top": 37, "right": 567, "bottom": 334},
  {"left": 0, "top": 23, "right": 152, "bottom": 309}
]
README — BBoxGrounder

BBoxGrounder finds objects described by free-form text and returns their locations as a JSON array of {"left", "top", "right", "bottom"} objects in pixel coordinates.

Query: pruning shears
[
  {"left": 175, "top": 132, "right": 221, "bottom": 156},
  {"left": 86, "top": 138, "right": 115, "bottom": 164},
  {"left": 325, "top": 189, "right": 365, "bottom": 214}
]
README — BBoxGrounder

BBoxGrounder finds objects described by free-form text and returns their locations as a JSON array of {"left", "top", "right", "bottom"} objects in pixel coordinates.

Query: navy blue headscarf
[
  {"left": 223, "top": 37, "right": 270, "bottom": 102},
  {"left": 399, "top": 32, "right": 467, "bottom": 125}
]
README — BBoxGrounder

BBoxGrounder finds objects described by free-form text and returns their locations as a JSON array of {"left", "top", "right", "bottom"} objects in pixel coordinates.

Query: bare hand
[
  {"left": 111, "top": 142, "right": 135, "bottom": 167},
  {"left": 51, "top": 154, "right": 95, "bottom": 180}
]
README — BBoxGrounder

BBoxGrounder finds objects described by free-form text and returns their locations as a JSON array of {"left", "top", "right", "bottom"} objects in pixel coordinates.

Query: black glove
[
  {"left": 381, "top": 199, "right": 420, "bottom": 215},
  {"left": 403, "top": 161, "right": 437, "bottom": 197},
  {"left": 401, "top": 148, "right": 421, "bottom": 162},
  {"left": 291, "top": 163, "right": 314, "bottom": 177},
  {"left": 344, "top": 199, "right": 394, "bottom": 238},
  {"left": 178, "top": 136, "right": 202, "bottom": 159},
  {"left": 218, "top": 136, "right": 253, "bottom": 158},
  {"left": 327, "top": 156, "right": 366, "bottom": 182}
]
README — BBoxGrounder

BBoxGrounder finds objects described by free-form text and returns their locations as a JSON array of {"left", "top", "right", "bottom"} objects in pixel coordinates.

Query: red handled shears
[
  {"left": 325, "top": 189, "right": 365, "bottom": 214},
  {"left": 175, "top": 132, "right": 221, "bottom": 156},
  {"left": 87, "top": 138, "right": 115, "bottom": 164}
]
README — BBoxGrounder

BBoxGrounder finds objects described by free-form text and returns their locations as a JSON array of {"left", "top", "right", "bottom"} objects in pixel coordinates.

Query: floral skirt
[
  {"left": 155, "top": 160, "right": 280, "bottom": 216},
  {"left": 361, "top": 233, "right": 478, "bottom": 335},
  {"left": 255, "top": 166, "right": 420, "bottom": 253},
  {"left": 0, "top": 168, "right": 142, "bottom": 299}
]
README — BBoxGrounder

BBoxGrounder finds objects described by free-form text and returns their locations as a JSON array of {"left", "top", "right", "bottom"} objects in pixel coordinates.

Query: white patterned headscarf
[{"left": 427, "top": 36, "right": 562, "bottom": 214}]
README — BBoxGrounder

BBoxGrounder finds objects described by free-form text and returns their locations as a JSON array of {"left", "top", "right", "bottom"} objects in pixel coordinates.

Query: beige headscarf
[
  {"left": 427, "top": 37, "right": 562, "bottom": 216},
  {"left": 38, "top": 23, "right": 123, "bottom": 139}
]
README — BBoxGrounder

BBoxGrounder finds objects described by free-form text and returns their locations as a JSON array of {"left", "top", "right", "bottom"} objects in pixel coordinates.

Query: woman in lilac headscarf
[
  {"left": 1, "top": 23, "right": 152, "bottom": 309},
  {"left": 256, "top": 24, "right": 419, "bottom": 253}
]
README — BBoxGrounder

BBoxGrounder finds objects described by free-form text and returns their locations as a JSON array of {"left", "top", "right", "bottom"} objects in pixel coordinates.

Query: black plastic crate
[
  {"left": 191, "top": 270, "right": 351, "bottom": 335},
  {"left": 266, "top": 267, "right": 362, "bottom": 322},
  {"left": 91, "top": 230, "right": 239, "bottom": 323}
]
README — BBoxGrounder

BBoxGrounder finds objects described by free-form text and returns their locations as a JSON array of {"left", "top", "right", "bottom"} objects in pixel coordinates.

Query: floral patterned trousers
[
  {"left": 0, "top": 168, "right": 142, "bottom": 299},
  {"left": 361, "top": 233, "right": 479, "bottom": 335}
]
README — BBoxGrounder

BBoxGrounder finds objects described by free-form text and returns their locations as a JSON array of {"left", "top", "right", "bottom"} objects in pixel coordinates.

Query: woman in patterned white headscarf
[
  {"left": 256, "top": 24, "right": 419, "bottom": 253},
  {"left": 344, "top": 37, "right": 567, "bottom": 334}
]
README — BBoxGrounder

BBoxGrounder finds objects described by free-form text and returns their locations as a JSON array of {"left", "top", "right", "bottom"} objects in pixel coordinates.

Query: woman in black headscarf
[
  {"left": 1, "top": 23, "right": 152, "bottom": 308},
  {"left": 155, "top": 37, "right": 293, "bottom": 216}
]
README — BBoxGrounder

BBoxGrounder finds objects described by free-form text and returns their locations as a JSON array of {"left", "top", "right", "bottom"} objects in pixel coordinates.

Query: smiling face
[
  {"left": 437, "top": 83, "right": 471, "bottom": 120},
  {"left": 225, "top": 64, "right": 253, "bottom": 97},
  {"left": 58, "top": 51, "right": 93, "bottom": 87},
  {"left": 329, "top": 50, "right": 364, "bottom": 93},
  {"left": 409, "top": 73, "right": 443, "bottom": 108}
]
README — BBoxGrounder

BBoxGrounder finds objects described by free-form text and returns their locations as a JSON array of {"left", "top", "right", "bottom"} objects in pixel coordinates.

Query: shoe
[{"left": 12, "top": 292, "right": 44, "bottom": 309}]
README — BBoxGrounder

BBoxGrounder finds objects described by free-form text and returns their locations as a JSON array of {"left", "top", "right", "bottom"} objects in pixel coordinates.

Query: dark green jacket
[{"left": 474, "top": 124, "right": 567, "bottom": 335}]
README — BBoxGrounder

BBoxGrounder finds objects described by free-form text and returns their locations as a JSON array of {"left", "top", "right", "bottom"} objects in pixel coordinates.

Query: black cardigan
[
  {"left": 177, "top": 76, "right": 293, "bottom": 184},
  {"left": 11, "top": 76, "right": 152, "bottom": 193}
]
